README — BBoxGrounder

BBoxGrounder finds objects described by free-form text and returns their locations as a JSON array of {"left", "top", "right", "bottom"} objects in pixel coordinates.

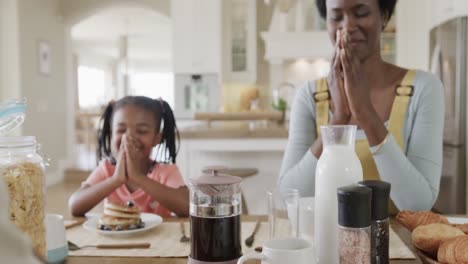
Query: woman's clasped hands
[{"left": 328, "top": 28, "right": 374, "bottom": 125}]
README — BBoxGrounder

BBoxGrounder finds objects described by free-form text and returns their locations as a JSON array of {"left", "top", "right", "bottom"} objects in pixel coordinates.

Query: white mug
[
  {"left": 237, "top": 238, "right": 314, "bottom": 264},
  {"left": 45, "top": 214, "right": 68, "bottom": 264}
]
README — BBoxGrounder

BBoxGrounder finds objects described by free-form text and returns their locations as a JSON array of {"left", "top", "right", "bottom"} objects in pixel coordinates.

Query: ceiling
[{"left": 71, "top": 6, "right": 171, "bottom": 64}]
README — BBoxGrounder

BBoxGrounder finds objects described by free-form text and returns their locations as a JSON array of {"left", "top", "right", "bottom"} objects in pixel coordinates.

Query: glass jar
[
  {"left": 359, "top": 180, "right": 391, "bottom": 264},
  {"left": 337, "top": 185, "right": 372, "bottom": 264},
  {"left": 0, "top": 99, "right": 48, "bottom": 259}
]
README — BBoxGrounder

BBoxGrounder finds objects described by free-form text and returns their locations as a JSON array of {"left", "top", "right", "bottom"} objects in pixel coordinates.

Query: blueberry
[
  {"left": 139, "top": 222, "right": 145, "bottom": 228},
  {"left": 128, "top": 224, "right": 138, "bottom": 230},
  {"left": 99, "top": 225, "right": 106, "bottom": 230},
  {"left": 115, "top": 226, "right": 123, "bottom": 231},
  {"left": 126, "top": 201, "right": 135, "bottom": 207},
  {"left": 103, "top": 226, "right": 112, "bottom": 231}
]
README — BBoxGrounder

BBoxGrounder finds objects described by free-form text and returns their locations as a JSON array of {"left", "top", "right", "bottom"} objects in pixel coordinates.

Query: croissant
[
  {"left": 396, "top": 210, "right": 449, "bottom": 231},
  {"left": 438, "top": 235, "right": 468, "bottom": 263},
  {"left": 452, "top": 223, "right": 468, "bottom": 234},
  {"left": 412, "top": 223, "right": 464, "bottom": 257}
]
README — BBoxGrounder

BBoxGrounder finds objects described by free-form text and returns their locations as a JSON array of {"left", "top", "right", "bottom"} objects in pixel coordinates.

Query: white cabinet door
[
  {"left": 222, "top": 0, "right": 257, "bottom": 83},
  {"left": 396, "top": 0, "right": 431, "bottom": 70},
  {"left": 172, "top": 0, "right": 193, "bottom": 73},
  {"left": 172, "top": 0, "right": 222, "bottom": 74}
]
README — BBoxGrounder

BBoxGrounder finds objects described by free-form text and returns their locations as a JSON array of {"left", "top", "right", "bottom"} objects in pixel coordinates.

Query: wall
[
  {"left": 60, "top": 0, "right": 170, "bottom": 26},
  {"left": 0, "top": 0, "right": 21, "bottom": 106},
  {"left": 0, "top": 1, "right": 3, "bottom": 100},
  {"left": 16, "top": 0, "right": 68, "bottom": 186}
]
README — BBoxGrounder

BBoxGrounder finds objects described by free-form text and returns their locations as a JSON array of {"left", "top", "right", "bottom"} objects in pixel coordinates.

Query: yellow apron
[{"left": 314, "top": 70, "right": 416, "bottom": 216}]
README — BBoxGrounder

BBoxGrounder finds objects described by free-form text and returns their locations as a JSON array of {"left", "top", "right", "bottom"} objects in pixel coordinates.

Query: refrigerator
[{"left": 430, "top": 17, "right": 467, "bottom": 214}]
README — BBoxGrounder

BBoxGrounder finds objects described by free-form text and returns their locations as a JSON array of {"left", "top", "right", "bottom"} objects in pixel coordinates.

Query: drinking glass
[
  {"left": 299, "top": 197, "right": 315, "bottom": 245},
  {"left": 267, "top": 188, "right": 299, "bottom": 239}
]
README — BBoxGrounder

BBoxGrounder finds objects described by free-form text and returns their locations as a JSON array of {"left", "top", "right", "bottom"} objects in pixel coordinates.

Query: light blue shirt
[{"left": 279, "top": 70, "right": 445, "bottom": 211}]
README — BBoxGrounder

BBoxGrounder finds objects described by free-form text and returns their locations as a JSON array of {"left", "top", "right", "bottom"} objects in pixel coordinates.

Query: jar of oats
[{"left": 0, "top": 99, "right": 48, "bottom": 259}]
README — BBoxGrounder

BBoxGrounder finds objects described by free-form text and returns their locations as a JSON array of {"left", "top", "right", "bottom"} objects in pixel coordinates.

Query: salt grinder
[{"left": 337, "top": 185, "right": 372, "bottom": 264}]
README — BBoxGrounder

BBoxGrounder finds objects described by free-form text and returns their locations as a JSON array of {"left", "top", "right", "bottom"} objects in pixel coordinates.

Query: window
[
  {"left": 129, "top": 73, "right": 174, "bottom": 108},
  {"left": 77, "top": 66, "right": 109, "bottom": 109}
]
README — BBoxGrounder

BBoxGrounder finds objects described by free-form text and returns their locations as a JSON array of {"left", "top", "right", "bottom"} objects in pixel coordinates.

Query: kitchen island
[{"left": 178, "top": 122, "right": 288, "bottom": 214}]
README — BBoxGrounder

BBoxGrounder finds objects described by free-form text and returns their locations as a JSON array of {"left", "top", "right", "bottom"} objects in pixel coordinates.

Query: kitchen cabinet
[
  {"left": 171, "top": 0, "right": 222, "bottom": 74},
  {"left": 431, "top": 0, "right": 455, "bottom": 27},
  {"left": 178, "top": 138, "right": 287, "bottom": 215},
  {"left": 395, "top": 0, "right": 431, "bottom": 70},
  {"left": 429, "top": 0, "right": 468, "bottom": 29},
  {"left": 455, "top": 0, "right": 468, "bottom": 16},
  {"left": 222, "top": 0, "right": 257, "bottom": 83}
]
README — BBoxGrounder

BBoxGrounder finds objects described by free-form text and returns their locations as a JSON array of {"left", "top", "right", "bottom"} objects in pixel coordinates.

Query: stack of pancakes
[{"left": 98, "top": 202, "right": 144, "bottom": 231}]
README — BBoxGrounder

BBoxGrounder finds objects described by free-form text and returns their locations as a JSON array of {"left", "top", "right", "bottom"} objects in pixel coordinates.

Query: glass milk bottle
[{"left": 315, "top": 125, "right": 363, "bottom": 264}]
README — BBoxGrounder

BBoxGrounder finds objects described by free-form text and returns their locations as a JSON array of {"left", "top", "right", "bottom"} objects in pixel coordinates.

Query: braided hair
[{"left": 97, "top": 96, "right": 180, "bottom": 164}]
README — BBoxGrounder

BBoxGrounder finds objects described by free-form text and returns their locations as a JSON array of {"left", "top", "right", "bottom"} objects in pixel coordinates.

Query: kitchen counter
[
  {"left": 178, "top": 122, "right": 288, "bottom": 139},
  {"left": 177, "top": 123, "right": 288, "bottom": 214}
]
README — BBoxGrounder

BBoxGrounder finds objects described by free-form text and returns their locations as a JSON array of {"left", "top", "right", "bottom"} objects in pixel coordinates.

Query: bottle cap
[
  {"left": 358, "top": 180, "right": 391, "bottom": 220},
  {"left": 338, "top": 185, "right": 372, "bottom": 228}
]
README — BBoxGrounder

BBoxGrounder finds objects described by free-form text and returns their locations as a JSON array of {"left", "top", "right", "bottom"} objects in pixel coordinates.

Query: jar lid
[
  {"left": 189, "top": 166, "right": 242, "bottom": 196},
  {"left": 338, "top": 185, "right": 372, "bottom": 228},
  {"left": 190, "top": 172, "right": 242, "bottom": 186},
  {"left": 358, "top": 180, "right": 391, "bottom": 221},
  {"left": 0, "top": 136, "right": 36, "bottom": 147},
  {"left": 0, "top": 99, "right": 26, "bottom": 135}
]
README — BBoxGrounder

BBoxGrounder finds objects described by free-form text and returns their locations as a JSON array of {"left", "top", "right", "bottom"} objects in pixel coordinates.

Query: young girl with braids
[{"left": 69, "top": 96, "right": 189, "bottom": 217}]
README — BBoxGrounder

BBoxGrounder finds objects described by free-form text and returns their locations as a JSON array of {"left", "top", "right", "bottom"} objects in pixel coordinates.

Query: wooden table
[
  {"left": 63, "top": 216, "right": 421, "bottom": 264},
  {"left": 47, "top": 182, "right": 421, "bottom": 264}
]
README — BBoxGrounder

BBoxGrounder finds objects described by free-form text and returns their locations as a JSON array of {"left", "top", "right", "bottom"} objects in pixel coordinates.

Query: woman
[{"left": 279, "top": 0, "right": 444, "bottom": 213}]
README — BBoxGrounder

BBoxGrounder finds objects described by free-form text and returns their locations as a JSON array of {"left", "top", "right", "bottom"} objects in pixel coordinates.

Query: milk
[{"left": 314, "top": 128, "right": 363, "bottom": 264}]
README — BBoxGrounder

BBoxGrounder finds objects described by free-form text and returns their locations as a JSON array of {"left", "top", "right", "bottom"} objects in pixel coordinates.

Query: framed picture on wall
[{"left": 38, "top": 40, "right": 51, "bottom": 75}]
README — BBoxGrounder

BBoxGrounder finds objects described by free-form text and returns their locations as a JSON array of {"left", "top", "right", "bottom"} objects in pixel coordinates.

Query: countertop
[{"left": 178, "top": 122, "right": 288, "bottom": 139}]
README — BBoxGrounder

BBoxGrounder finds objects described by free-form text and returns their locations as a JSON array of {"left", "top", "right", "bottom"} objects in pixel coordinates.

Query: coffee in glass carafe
[{"left": 188, "top": 168, "right": 242, "bottom": 264}]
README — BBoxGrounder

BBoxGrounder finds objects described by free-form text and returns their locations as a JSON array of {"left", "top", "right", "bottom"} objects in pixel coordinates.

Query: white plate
[
  {"left": 84, "top": 212, "right": 100, "bottom": 219},
  {"left": 83, "top": 213, "right": 163, "bottom": 236},
  {"left": 447, "top": 216, "right": 468, "bottom": 224}
]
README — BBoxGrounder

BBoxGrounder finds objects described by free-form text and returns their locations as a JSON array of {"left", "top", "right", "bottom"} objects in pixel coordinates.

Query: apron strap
[
  {"left": 314, "top": 78, "right": 330, "bottom": 137},
  {"left": 388, "top": 69, "right": 416, "bottom": 149}
]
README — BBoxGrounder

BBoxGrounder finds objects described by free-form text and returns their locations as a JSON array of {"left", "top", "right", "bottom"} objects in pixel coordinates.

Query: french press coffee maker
[{"left": 188, "top": 168, "right": 242, "bottom": 264}]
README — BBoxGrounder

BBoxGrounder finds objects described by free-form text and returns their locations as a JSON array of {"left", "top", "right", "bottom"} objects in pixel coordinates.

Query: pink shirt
[{"left": 84, "top": 160, "right": 185, "bottom": 217}]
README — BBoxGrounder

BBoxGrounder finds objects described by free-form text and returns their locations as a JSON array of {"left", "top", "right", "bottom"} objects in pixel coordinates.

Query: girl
[{"left": 69, "top": 96, "right": 189, "bottom": 217}]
